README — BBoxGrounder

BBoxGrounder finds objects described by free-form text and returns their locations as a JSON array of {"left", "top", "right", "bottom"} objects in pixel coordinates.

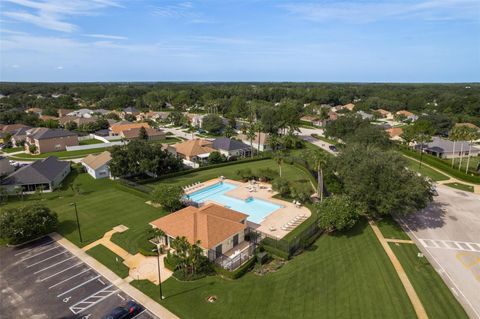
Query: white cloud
[
  {"left": 56, "top": 66, "right": 64, "bottom": 70},
  {"left": 152, "top": 2, "right": 199, "bottom": 19},
  {"left": 2, "top": 0, "right": 123, "bottom": 32},
  {"left": 281, "top": 0, "right": 480, "bottom": 23},
  {"left": 11, "top": 64, "right": 20, "bottom": 68},
  {"left": 84, "top": 33, "right": 128, "bottom": 40}
]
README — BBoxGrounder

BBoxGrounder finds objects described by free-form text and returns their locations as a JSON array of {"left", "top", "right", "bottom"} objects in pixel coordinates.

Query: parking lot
[{"left": 0, "top": 236, "right": 157, "bottom": 319}]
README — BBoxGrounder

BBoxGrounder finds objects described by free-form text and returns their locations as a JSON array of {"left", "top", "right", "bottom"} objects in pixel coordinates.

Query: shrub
[
  {"left": 290, "top": 182, "right": 312, "bottom": 203},
  {"left": 151, "top": 184, "right": 184, "bottom": 211},
  {"left": 0, "top": 204, "right": 58, "bottom": 245},
  {"left": 271, "top": 177, "right": 290, "bottom": 196},
  {"left": 317, "top": 195, "right": 359, "bottom": 232},
  {"left": 256, "top": 168, "right": 278, "bottom": 182},
  {"left": 215, "top": 256, "right": 257, "bottom": 279},
  {"left": 236, "top": 168, "right": 254, "bottom": 181}
]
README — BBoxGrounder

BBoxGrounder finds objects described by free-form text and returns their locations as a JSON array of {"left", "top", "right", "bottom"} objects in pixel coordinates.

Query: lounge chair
[{"left": 269, "top": 226, "right": 276, "bottom": 231}]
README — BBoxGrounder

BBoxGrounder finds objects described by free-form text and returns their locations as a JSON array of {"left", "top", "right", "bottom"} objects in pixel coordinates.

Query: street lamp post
[
  {"left": 153, "top": 245, "right": 164, "bottom": 300},
  {"left": 70, "top": 202, "right": 83, "bottom": 243}
]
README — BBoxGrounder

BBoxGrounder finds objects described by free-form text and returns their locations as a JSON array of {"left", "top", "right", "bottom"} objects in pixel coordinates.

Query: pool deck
[{"left": 186, "top": 178, "right": 311, "bottom": 239}]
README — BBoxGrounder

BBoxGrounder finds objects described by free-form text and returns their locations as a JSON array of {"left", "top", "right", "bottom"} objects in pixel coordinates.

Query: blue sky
[{"left": 0, "top": 0, "right": 479, "bottom": 82}]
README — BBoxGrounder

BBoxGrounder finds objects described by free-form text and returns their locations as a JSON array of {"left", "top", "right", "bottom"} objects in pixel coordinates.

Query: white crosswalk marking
[{"left": 418, "top": 238, "right": 480, "bottom": 252}]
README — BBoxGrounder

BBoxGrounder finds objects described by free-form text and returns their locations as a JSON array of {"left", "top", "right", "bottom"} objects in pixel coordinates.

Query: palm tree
[
  {"left": 255, "top": 122, "right": 263, "bottom": 152},
  {"left": 308, "top": 149, "right": 328, "bottom": 202},
  {"left": 448, "top": 127, "right": 460, "bottom": 168},
  {"left": 149, "top": 228, "right": 166, "bottom": 246},
  {"left": 246, "top": 124, "right": 256, "bottom": 158},
  {"left": 273, "top": 151, "right": 285, "bottom": 177},
  {"left": 456, "top": 126, "right": 470, "bottom": 171},
  {"left": 267, "top": 134, "right": 280, "bottom": 152},
  {"left": 464, "top": 128, "right": 479, "bottom": 174}
]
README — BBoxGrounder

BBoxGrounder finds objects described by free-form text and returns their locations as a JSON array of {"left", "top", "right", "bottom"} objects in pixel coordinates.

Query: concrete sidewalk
[{"left": 51, "top": 233, "right": 179, "bottom": 319}]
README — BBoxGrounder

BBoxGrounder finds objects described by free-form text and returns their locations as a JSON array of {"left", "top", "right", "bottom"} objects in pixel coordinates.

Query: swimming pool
[{"left": 186, "top": 182, "right": 282, "bottom": 224}]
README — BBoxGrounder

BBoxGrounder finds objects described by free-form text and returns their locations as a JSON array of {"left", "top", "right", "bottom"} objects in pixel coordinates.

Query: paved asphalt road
[
  {"left": 0, "top": 236, "right": 157, "bottom": 319},
  {"left": 398, "top": 185, "right": 480, "bottom": 319}
]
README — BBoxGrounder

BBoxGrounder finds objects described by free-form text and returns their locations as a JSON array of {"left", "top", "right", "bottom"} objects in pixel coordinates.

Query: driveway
[
  {"left": 297, "top": 128, "right": 336, "bottom": 155},
  {"left": 160, "top": 126, "right": 196, "bottom": 140},
  {"left": 397, "top": 185, "right": 480, "bottom": 319}
]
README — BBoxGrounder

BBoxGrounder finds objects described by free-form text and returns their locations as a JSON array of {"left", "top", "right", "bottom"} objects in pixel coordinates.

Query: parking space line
[
  {"left": 21, "top": 246, "right": 60, "bottom": 261},
  {"left": 131, "top": 310, "right": 147, "bottom": 319},
  {"left": 27, "top": 252, "right": 68, "bottom": 268},
  {"left": 48, "top": 269, "right": 92, "bottom": 289},
  {"left": 69, "top": 284, "right": 119, "bottom": 314},
  {"left": 40, "top": 262, "right": 83, "bottom": 281},
  {"left": 34, "top": 256, "right": 76, "bottom": 274},
  {"left": 57, "top": 275, "right": 101, "bottom": 297},
  {"left": 14, "top": 240, "right": 54, "bottom": 256}
]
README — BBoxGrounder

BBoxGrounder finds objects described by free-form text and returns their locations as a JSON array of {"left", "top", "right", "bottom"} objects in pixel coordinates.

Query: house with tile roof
[
  {"left": 1, "top": 156, "right": 70, "bottom": 193},
  {"left": 386, "top": 127, "right": 404, "bottom": 141},
  {"left": 109, "top": 122, "right": 150, "bottom": 136},
  {"left": 238, "top": 132, "right": 271, "bottom": 151},
  {"left": 375, "top": 109, "right": 393, "bottom": 119},
  {"left": 418, "top": 136, "right": 480, "bottom": 159},
  {"left": 25, "top": 128, "right": 78, "bottom": 154},
  {"left": 396, "top": 110, "right": 418, "bottom": 122},
  {"left": 150, "top": 203, "right": 248, "bottom": 261},
  {"left": 212, "top": 137, "right": 252, "bottom": 158},
  {"left": 119, "top": 127, "right": 166, "bottom": 141},
  {"left": 81, "top": 151, "right": 112, "bottom": 179},
  {"left": 168, "top": 139, "right": 215, "bottom": 164}
]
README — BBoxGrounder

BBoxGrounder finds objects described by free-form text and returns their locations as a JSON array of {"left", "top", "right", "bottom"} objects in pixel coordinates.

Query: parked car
[
  {"left": 328, "top": 145, "right": 338, "bottom": 152},
  {"left": 102, "top": 300, "right": 143, "bottom": 319}
]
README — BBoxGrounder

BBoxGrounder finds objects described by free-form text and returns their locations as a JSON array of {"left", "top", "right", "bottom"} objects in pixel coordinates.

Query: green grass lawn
[
  {"left": 151, "top": 159, "right": 312, "bottom": 188},
  {"left": 376, "top": 215, "right": 410, "bottom": 240},
  {"left": 444, "top": 182, "right": 474, "bottom": 193},
  {"left": 404, "top": 157, "right": 450, "bottom": 182},
  {"left": 0, "top": 172, "right": 164, "bottom": 247},
  {"left": 10, "top": 147, "right": 112, "bottom": 160},
  {"left": 79, "top": 139, "right": 104, "bottom": 145},
  {"left": 2, "top": 146, "right": 23, "bottom": 153},
  {"left": 111, "top": 224, "right": 157, "bottom": 255},
  {"left": 389, "top": 243, "right": 468, "bottom": 319},
  {"left": 86, "top": 244, "right": 130, "bottom": 278},
  {"left": 132, "top": 220, "right": 417, "bottom": 319}
]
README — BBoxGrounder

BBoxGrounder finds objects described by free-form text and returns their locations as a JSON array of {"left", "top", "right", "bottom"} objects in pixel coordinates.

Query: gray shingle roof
[
  {"left": 27, "top": 128, "right": 77, "bottom": 140},
  {"left": 423, "top": 136, "right": 472, "bottom": 153},
  {"left": 212, "top": 137, "right": 250, "bottom": 151},
  {"left": 3, "top": 156, "right": 69, "bottom": 185}
]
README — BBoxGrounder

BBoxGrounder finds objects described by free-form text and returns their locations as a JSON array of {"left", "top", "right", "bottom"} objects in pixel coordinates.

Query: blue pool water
[{"left": 186, "top": 182, "right": 282, "bottom": 224}]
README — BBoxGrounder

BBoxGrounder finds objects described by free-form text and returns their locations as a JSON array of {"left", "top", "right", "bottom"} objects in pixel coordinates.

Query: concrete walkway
[
  {"left": 403, "top": 155, "right": 480, "bottom": 194},
  {"left": 385, "top": 238, "right": 415, "bottom": 244},
  {"left": 82, "top": 226, "right": 172, "bottom": 285},
  {"left": 369, "top": 220, "right": 429, "bottom": 319},
  {"left": 51, "top": 233, "right": 179, "bottom": 319}
]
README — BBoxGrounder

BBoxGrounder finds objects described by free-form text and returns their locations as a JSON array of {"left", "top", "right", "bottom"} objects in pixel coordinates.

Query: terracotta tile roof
[
  {"left": 2, "top": 124, "right": 29, "bottom": 133},
  {"left": 386, "top": 127, "right": 403, "bottom": 138},
  {"left": 172, "top": 139, "right": 214, "bottom": 157},
  {"left": 119, "top": 127, "right": 165, "bottom": 139},
  {"left": 81, "top": 151, "right": 112, "bottom": 170},
  {"left": 376, "top": 109, "right": 391, "bottom": 116},
  {"left": 150, "top": 203, "right": 248, "bottom": 249},
  {"left": 343, "top": 103, "right": 355, "bottom": 111},
  {"left": 110, "top": 122, "right": 150, "bottom": 135},
  {"left": 396, "top": 110, "right": 414, "bottom": 117},
  {"left": 238, "top": 132, "right": 269, "bottom": 145}
]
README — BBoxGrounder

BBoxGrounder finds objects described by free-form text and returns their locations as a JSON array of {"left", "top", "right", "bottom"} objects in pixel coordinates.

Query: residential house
[
  {"left": 136, "top": 111, "right": 170, "bottom": 122},
  {"left": 418, "top": 136, "right": 480, "bottom": 159},
  {"left": 1, "top": 156, "right": 70, "bottom": 193},
  {"left": 343, "top": 103, "right": 355, "bottom": 111},
  {"left": 92, "top": 109, "right": 111, "bottom": 116},
  {"left": 396, "top": 110, "right": 418, "bottom": 122},
  {"left": 81, "top": 151, "right": 112, "bottom": 179},
  {"left": 109, "top": 122, "right": 150, "bottom": 136},
  {"left": 357, "top": 110, "right": 374, "bottom": 121},
  {"left": 10, "top": 126, "right": 31, "bottom": 147},
  {"left": 168, "top": 139, "right": 215, "bottom": 165},
  {"left": 25, "top": 128, "right": 78, "bottom": 154},
  {"left": 119, "top": 127, "right": 166, "bottom": 141},
  {"left": 212, "top": 137, "right": 252, "bottom": 158},
  {"left": 375, "top": 109, "right": 393, "bottom": 119},
  {"left": 58, "top": 116, "right": 97, "bottom": 127},
  {"left": 121, "top": 107, "right": 140, "bottom": 119},
  {"left": 238, "top": 132, "right": 271, "bottom": 151},
  {"left": 67, "top": 109, "right": 94, "bottom": 118},
  {"left": 39, "top": 115, "right": 59, "bottom": 122},
  {"left": 150, "top": 203, "right": 249, "bottom": 262},
  {"left": 386, "top": 127, "right": 404, "bottom": 141},
  {"left": 1, "top": 124, "right": 30, "bottom": 143},
  {"left": 0, "top": 156, "right": 15, "bottom": 176}
]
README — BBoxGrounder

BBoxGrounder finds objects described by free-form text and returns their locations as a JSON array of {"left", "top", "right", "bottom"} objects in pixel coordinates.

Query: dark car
[
  {"left": 328, "top": 145, "right": 337, "bottom": 152},
  {"left": 102, "top": 300, "right": 143, "bottom": 319}
]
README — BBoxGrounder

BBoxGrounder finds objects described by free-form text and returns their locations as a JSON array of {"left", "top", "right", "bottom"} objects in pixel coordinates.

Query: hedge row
[
  {"left": 260, "top": 244, "right": 290, "bottom": 260},
  {"left": 399, "top": 147, "right": 480, "bottom": 184}
]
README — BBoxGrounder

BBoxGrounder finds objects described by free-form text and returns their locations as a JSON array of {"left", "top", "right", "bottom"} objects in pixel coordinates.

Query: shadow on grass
[
  {"left": 165, "top": 281, "right": 215, "bottom": 299},
  {"left": 330, "top": 218, "right": 368, "bottom": 239}
]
